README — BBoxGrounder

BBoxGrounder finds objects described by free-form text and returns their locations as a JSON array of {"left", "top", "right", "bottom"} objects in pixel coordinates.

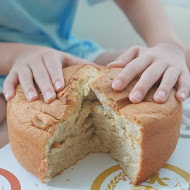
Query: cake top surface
[
  {"left": 91, "top": 67, "right": 180, "bottom": 125},
  {"left": 8, "top": 64, "right": 181, "bottom": 133}
]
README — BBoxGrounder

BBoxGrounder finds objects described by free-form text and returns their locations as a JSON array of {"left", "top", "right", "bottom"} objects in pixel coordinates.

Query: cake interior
[{"left": 44, "top": 69, "right": 142, "bottom": 183}]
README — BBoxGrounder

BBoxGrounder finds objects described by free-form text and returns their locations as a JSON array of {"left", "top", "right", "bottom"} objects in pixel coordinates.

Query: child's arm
[
  {"left": 114, "top": 0, "right": 181, "bottom": 47},
  {"left": 0, "top": 43, "right": 93, "bottom": 103},
  {"left": 107, "top": 0, "right": 190, "bottom": 103}
]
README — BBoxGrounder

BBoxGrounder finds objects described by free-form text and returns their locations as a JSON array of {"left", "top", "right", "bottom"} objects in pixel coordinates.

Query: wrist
[
  {"left": 147, "top": 36, "right": 184, "bottom": 50},
  {"left": 151, "top": 40, "right": 185, "bottom": 53}
]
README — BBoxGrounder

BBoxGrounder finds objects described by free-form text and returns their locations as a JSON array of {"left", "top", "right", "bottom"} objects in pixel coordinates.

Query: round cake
[{"left": 7, "top": 64, "right": 182, "bottom": 185}]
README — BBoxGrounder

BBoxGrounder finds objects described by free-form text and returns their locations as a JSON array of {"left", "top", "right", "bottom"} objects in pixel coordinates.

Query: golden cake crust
[
  {"left": 7, "top": 64, "right": 90, "bottom": 181},
  {"left": 91, "top": 68, "right": 182, "bottom": 184},
  {"left": 7, "top": 65, "right": 182, "bottom": 184}
]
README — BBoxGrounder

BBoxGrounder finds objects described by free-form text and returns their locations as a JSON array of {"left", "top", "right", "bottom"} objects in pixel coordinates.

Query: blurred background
[{"left": 73, "top": 0, "right": 190, "bottom": 50}]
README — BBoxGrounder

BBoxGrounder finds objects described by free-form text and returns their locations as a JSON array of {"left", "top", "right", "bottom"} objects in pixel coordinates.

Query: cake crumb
[
  {"left": 71, "top": 168, "right": 74, "bottom": 170},
  {"left": 35, "top": 184, "right": 38, "bottom": 186},
  {"left": 66, "top": 179, "right": 70, "bottom": 182},
  {"left": 52, "top": 142, "right": 61, "bottom": 148}
]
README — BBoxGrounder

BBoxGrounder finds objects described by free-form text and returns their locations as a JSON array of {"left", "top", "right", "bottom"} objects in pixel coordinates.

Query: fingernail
[
  {"left": 131, "top": 90, "right": 142, "bottom": 101},
  {"left": 27, "top": 90, "right": 37, "bottom": 101},
  {"left": 180, "top": 92, "right": 186, "bottom": 100},
  {"left": 44, "top": 90, "right": 54, "bottom": 102},
  {"left": 112, "top": 79, "right": 123, "bottom": 90},
  {"left": 4, "top": 93, "right": 11, "bottom": 101},
  {"left": 157, "top": 90, "right": 166, "bottom": 99},
  {"left": 55, "top": 81, "right": 64, "bottom": 91}
]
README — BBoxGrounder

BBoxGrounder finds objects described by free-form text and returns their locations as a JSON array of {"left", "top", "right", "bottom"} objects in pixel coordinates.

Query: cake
[{"left": 7, "top": 64, "right": 182, "bottom": 185}]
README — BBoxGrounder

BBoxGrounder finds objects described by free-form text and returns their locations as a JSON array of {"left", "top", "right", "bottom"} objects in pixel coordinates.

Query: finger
[
  {"left": 154, "top": 67, "right": 180, "bottom": 103},
  {"left": 42, "top": 53, "right": 65, "bottom": 92},
  {"left": 112, "top": 55, "right": 152, "bottom": 91},
  {"left": 60, "top": 52, "right": 97, "bottom": 67},
  {"left": 18, "top": 65, "right": 38, "bottom": 101},
  {"left": 30, "top": 62, "right": 56, "bottom": 103},
  {"left": 107, "top": 46, "right": 139, "bottom": 68},
  {"left": 129, "top": 62, "right": 167, "bottom": 103},
  {"left": 3, "top": 71, "right": 18, "bottom": 101},
  {"left": 176, "top": 72, "right": 190, "bottom": 101}
]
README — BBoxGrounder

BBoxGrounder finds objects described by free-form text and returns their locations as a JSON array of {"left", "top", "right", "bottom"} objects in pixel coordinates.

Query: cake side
[
  {"left": 120, "top": 89, "right": 182, "bottom": 184},
  {"left": 91, "top": 68, "right": 143, "bottom": 183},
  {"left": 91, "top": 68, "right": 182, "bottom": 184},
  {"left": 7, "top": 84, "right": 59, "bottom": 181},
  {"left": 44, "top": 65, "right": 101, "bottom": 182},
  {"left": 7, "top": 64, "right": 98, "bottom": 182},
  {"left": 91, "top": 101, "right": 142, "bottom": 183}
]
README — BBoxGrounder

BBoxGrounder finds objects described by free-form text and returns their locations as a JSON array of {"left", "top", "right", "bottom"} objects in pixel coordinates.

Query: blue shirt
[
  {"left": 0, "top": 0, "right": 105, "bottom": 93},
  {"left": 0, "top": 0, "right": 104, "bottom": 60}
]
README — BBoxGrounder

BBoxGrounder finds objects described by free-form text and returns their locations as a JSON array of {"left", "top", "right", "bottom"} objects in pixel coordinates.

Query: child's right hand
[{"left": 3, "top": 44, "right": 93, "bottom": 103}]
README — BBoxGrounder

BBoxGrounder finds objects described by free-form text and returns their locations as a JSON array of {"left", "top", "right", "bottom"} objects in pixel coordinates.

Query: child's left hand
[{"left": 107, "top": 43, "right": 190, "bottom": 103}]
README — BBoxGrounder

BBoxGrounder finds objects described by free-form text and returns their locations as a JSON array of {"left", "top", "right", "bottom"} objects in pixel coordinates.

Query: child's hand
[
  {"left": 3, "top": 45, "right": 93, "bottom": 103},
  {"left": 107, "top": 43, "right": 190, "bottom": 103}
]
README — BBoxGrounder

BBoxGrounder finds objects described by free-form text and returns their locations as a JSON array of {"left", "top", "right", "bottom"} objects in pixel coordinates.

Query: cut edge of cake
[{"left": 7, "top": 65, "right": 182, "bottom": 185}]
